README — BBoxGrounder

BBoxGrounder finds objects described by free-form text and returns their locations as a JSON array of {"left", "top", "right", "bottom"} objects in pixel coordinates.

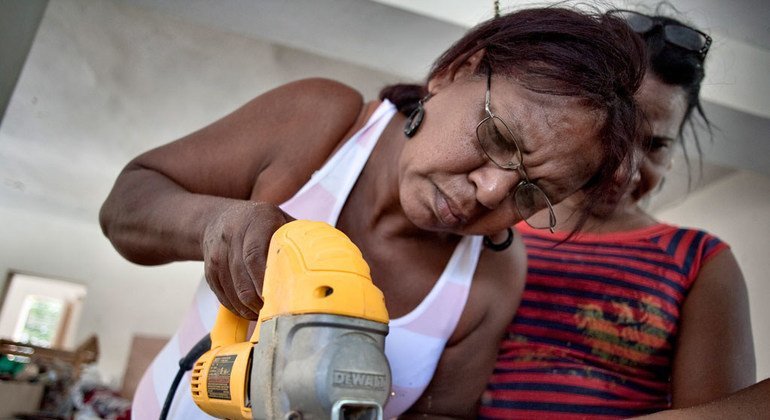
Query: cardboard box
[{"left": 0, "top": 380, "right": 44, "bottom": 419}]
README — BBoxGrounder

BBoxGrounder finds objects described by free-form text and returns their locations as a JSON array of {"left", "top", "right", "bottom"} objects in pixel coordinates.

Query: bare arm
[
  {"left": 99, "top": 78, "right": 363, "bottom": 317},
  {"left": 636, "top": 378, "right": 770, "bottom": 420},
  {"left": 401, "top": 235, "right": 528, "bottom": 419},
  {"left": 670, "top": 249, "right": 756, "bottom": 407}
]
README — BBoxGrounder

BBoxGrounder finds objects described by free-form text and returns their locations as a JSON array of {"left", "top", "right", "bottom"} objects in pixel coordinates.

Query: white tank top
[{"left": 131, "top": 100, "right": 483, "bottom": 419}]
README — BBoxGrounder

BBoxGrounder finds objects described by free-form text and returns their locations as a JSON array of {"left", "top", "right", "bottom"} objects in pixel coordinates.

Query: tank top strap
[
  {"left": 389, "top": 234, "right": 483, "bottom": 333},
  {"left": 279, "top": 100, "right": 397, "bottom": 223}
]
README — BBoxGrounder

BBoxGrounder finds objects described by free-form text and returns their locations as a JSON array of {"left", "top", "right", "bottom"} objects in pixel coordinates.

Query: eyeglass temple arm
[{"left": 485, "top": 67, "right": 492, "bottom": 114}]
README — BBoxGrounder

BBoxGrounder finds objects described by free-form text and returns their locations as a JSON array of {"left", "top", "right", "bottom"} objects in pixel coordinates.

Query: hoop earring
[
  {"left": 403, "top": 93, "right": 433, "bottom": 138},
  {"left": 483, "top": 227, "right": 514, "bottom": 252}
]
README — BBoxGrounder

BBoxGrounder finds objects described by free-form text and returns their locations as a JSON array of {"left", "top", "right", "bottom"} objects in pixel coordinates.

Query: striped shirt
[{"left": 479, "top": 222, "right": 728, "bottom": 419}]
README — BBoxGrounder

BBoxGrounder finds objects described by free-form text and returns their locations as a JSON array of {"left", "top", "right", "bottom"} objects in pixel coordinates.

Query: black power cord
[{"left": 159, "top": 334, "right": 211, "bottom": 420}]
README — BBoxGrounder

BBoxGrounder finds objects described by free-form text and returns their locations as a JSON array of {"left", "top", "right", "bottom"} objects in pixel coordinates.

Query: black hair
[{"left": 641, "top": 14, "right": 712, "bottom": 186}]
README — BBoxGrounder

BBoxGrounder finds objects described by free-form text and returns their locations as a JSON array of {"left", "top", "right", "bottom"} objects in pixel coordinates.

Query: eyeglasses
[
  {"left": 610, "top": 10, "right": 711, "bottom": 59},
  {"left": 475, "top": 70, "right": 557, "bottom": 233}
]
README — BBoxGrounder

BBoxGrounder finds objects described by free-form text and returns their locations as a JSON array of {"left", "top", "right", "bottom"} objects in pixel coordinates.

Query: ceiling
[
  {"left": 2, "top": 0, "right": 769, "bottom": 222},
  {"left": 113, "top": 0, "right": 770, "bottom": 177}
]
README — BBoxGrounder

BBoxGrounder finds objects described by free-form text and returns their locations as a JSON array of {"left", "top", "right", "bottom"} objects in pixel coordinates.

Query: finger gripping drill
[{"left": 190, "top": 220, "right": 391, "bottom": 419}]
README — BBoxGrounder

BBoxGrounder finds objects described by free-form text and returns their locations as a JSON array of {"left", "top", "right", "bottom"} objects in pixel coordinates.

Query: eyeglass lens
[
  {"left": 614, "top": 10, "right": 708, "bottom": 53},
  {"left": 476, "top": 118, "right": 554, "bottom": 229},
  {"left": 664, "top": 25, "right": 708, "bottom": 51},
  {"left": 476, "top": 116, "right": 522, "bottom": 169},
  {"left": 514, "top": 183, "right": 554, "bottom": 229}
]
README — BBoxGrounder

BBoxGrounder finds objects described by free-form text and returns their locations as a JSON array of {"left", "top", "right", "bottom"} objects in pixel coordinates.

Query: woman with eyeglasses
[
  {"left": 480, "top": 11, "right": 756, "bottom": 419},
  {"left": 100, "top": 7, "right": 646, "bottom": 419}
]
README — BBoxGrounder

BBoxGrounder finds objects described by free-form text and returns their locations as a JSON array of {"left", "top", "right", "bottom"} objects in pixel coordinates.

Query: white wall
[
  {"left": 0, "top": 206, "right": 204, "bottom": 386},
  {"left": 0, "top": 0, "right": 400, "bottom": 386},
  {"left": 654, "top": 170, "right": 770, "bottom": 381}
]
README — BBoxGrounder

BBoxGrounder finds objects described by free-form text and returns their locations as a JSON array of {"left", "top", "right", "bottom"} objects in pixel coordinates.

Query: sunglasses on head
[{"left": 610, "top": 10, "right": 712, "bottom": 59}]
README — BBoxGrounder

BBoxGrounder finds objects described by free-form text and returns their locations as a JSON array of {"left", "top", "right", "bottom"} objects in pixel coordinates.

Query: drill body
[{"left": 190, "top": 220, "right": 391, "bottom": 420}]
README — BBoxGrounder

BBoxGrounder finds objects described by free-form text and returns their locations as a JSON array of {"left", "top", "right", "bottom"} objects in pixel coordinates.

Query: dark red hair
[{"left": 381, "top": 7, "right": 646, "bottom": 219}]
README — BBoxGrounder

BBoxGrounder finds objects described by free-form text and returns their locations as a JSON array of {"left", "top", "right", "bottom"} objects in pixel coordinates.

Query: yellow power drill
[{"left": 189, "top": 220, "right": 391, "bottom": 419}]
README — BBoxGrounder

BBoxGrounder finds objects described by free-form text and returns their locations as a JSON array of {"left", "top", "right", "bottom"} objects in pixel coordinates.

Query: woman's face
[
  {"left": 631, "top": 75, "right": 688, "bottom": 201},
  {"left": 594, "top": 75, "right": 687, "bottom": 213},
  {"left": 398, "top": 73, "right": 605, "bottom": 236}
]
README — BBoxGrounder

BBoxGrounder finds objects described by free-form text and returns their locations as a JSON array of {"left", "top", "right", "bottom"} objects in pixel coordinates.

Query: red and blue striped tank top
[{"left": 479, "top": 222, "right": 728, "bottom": 419}]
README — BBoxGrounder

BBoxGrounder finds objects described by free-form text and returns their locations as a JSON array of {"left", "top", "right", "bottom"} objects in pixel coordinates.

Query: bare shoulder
[
  {"left": 252, "top": 78, "right": 367, "bottom": 202},
  {"left": 686, "top": 247, "right": 748, "bottom": 308},
  {"left": 266, "top": 78, "right": 366, "bottom": 151},
  {"left": 248, "top": 77, "right": 365, "bottom": 151},
  {"left": 128, "top": 78, "right": 366, "bottom": 203},
  {"left": 672, "top": 247, "right": 756, "bottom": 406},
  {"left": 272, "top": 77, "right": 364, "bottom": 113}
]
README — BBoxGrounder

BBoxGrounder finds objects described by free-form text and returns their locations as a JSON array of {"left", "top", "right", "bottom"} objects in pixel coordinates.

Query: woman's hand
[{"left": 202, "top": 201, "right": 294, "bottom": 319}]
